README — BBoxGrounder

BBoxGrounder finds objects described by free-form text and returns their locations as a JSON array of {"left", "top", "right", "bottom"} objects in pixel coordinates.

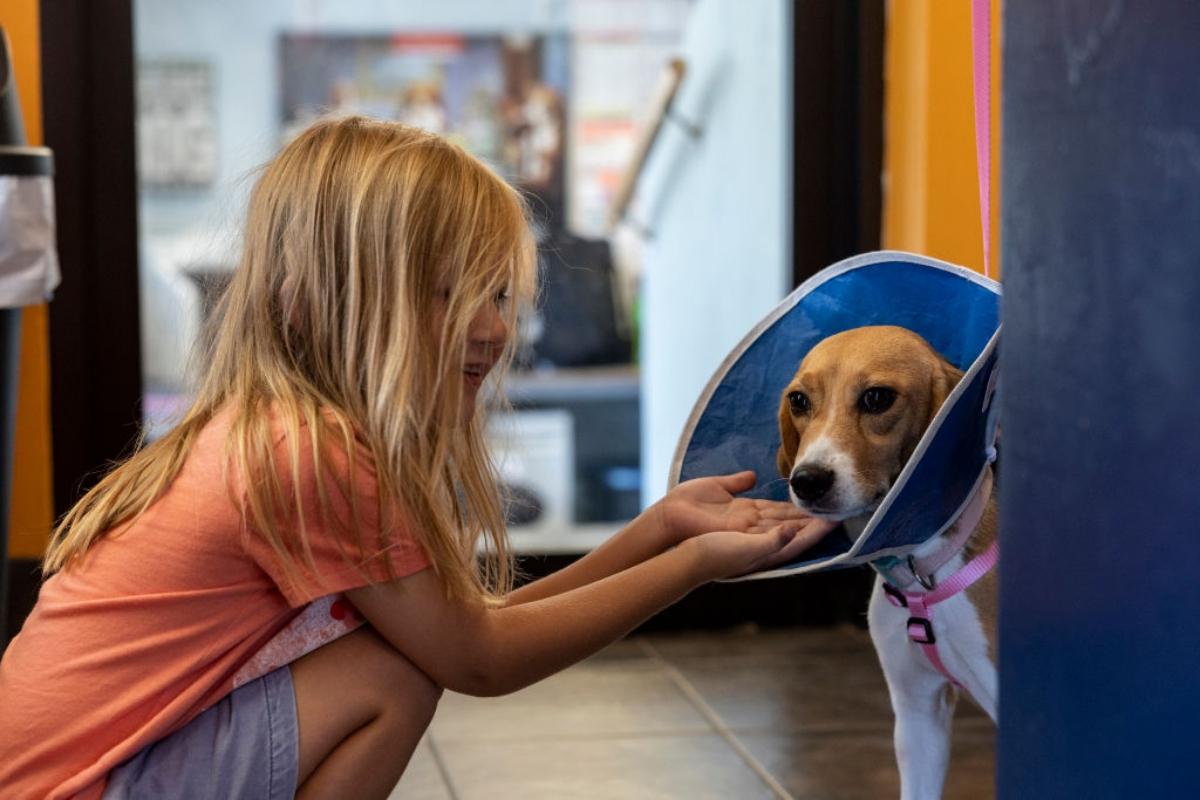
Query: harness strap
[
  {"left": 883, "top": 540, "right": 999, "bottom": 689},
  {"left": 877, "top": 466, "right": 994, "bottom": 590}
]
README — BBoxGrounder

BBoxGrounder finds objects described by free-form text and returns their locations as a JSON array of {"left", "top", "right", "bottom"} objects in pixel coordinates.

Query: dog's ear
[
  {"left": 930, "top": 357, "right": 965, "bottom": 417},
  {"left": 776, "top": 395, "right": 799, "bottom": 478}
]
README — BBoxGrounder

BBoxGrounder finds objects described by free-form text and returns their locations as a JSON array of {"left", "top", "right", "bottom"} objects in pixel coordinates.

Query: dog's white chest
[{"left": 868, "top": 568, "right": 997, "bottom": 719}]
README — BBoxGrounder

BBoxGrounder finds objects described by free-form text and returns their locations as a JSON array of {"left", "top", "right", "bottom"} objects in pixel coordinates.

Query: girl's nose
[{"left": 468, "top": 299, "right": 508, "bottom": 346}]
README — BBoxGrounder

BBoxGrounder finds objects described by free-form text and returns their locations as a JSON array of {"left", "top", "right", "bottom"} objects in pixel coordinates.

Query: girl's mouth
[{"left": 463, "top": 364, "right": 489, "bottom": 389}]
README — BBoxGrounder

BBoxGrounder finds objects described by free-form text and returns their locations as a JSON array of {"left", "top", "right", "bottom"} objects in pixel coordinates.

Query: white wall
[{"left": 637, "top": 0, "right": 791, "bottom": 503}]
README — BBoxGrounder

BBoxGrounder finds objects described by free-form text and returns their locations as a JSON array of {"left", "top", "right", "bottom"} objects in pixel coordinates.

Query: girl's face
[{"left": 433, "top": 288, "right": 510, "bottom": 421}]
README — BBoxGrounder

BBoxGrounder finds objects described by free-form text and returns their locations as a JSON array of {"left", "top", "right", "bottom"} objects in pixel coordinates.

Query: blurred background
[{"left": 8, "top": 0, "right": 1005, "bottom": 651}]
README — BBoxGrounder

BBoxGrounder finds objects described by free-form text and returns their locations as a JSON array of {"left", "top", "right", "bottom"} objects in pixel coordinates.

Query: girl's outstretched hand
[
  {"left": 656, "top": 470, "right": 831, "bottom": 547},
  {"left": 688, "top": 519, "right": 833, "bottom": 582}
]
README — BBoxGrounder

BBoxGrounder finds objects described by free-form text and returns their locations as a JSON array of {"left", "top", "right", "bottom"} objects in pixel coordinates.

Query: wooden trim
[
  {"left": 40, "top": 0, "right": 143, "bottom": 517},
  {"left": 791, "top": 0, "right": 884, "bottom": 288},
  {"left": 856, "top": 2, "right": 885, "bottom": 259}
]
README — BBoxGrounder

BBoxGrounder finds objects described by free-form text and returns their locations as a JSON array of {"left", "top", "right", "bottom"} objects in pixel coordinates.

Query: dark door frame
[
  {"left": 4, "top": 0, "right": 143, "bottom": 643},
  {"left": 40, "top": 0, "right": 143, "bottom": 517},
  {"left": 791, "top": 0, "right": 883, "bottom": 287}
]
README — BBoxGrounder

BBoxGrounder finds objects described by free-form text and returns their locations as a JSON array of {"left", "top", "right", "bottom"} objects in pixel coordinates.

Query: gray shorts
[{"left": 103, "top": 666, "right": 299, "bottom": 800}]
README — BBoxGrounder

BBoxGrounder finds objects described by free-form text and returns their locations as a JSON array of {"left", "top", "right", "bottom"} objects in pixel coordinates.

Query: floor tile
[
  {"left": 582, "top": 637, "right": 652, "bottom": 663},
  {"left": 419, "top": 628, "right": 995, "bottom": 798},
  {"left": 645, "top": 623, "right": 874, "bottom": 663},
  {"left": 431, "top": 659, "right": 710, "bottom": 743},
  {"left": 646, "top": 625, "right": 992, "bottom": 728},
  {"left": 436, "top": 733, "right": 779, "bottom": 800},
  {"left": 668, "top": 644, "right": 898, "bottom": 733},
  {"left": 738, "top": 725, "right": 995, "bottom": 800},
  {"left": 389, "top": 738, "right": 452, "bottom": 800}
]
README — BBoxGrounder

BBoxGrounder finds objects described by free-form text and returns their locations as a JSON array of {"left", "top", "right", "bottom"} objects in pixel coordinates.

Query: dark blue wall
[{"left": 999, "top": 2, "right": 1200, "bottom": 797}]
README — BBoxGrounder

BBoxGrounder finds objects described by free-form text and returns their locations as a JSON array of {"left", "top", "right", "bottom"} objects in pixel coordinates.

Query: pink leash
[{"left": 971, "top": 0, "right": 992, "bottom": 279}]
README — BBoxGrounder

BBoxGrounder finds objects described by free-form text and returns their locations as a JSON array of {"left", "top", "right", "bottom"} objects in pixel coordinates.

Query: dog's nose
[{"left": 790, "top": 465, "right": 835, "bottom": 503}]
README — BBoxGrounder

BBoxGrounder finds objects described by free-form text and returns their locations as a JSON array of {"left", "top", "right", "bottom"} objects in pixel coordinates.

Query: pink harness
[
  {"left": 876, "top": 469, "right": 998, "bottom": 689},
  {"left": 881, "top": 540, "right": 998, "bottom": 689}
]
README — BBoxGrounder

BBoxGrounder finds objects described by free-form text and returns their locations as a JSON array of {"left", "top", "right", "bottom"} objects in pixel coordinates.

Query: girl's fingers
[
  {"left": 752, "top": 500, "right": 813, "bottom": 520},
  {"left": 740, "top": 524, "right": 799, "bottom": 562},
  {"left": 705, "top": 518, "right": 838, "bottom": 579},
  {"left": 762, "top": 519, "right": 836, "bottom": 567},
  {"left": 746, "top": 514, "right": 830, "bottom": 535},
  {"left": 748, "top": 525, "right": 800, "bottom": 564},
  {"left": 713, "top": 470, "right": 757, "bottom": 492}
]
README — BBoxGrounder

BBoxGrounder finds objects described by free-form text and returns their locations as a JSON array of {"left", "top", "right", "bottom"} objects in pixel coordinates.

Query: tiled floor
[{"left": 389, "top": 624, "right": 994, "bottom": 799}]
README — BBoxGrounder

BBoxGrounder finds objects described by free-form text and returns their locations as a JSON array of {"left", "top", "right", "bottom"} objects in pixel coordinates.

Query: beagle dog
[{"left": 776, "top": 325, "right": 998, "bottom": 800}]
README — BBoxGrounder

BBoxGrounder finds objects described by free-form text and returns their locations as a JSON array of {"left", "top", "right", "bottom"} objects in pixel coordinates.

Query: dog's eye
[
  {"left": 787, "top": 391, "right": 811, "bottom": 415},
  {"left": 859, "top": 387, "right": 897, "bottom": 414}
]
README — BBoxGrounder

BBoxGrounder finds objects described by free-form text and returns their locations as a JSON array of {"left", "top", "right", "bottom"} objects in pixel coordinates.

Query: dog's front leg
[{"left": 868, "top": 579, "right": 957, "bottom": 800}]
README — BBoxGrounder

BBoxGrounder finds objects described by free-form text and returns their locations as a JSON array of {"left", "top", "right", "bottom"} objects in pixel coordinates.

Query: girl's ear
[
  {"left": 776, "top": 396, "right": 800, "bottom": 478},
  {"left": 930, "top": 358, "right": 965, "bottom": 417}
]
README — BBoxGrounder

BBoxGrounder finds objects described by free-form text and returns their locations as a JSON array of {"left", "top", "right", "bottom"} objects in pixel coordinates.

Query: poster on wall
[
  {"left": 137, "top": 61, "right": 218, "bottom": 188},
  {"left": 279, "top": 33, "right": 569, "bottom": 226}
]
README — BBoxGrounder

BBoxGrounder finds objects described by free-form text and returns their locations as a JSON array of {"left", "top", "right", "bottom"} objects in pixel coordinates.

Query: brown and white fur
[{"left": 776, "top": 325, "right": 998, "bottom": 800}]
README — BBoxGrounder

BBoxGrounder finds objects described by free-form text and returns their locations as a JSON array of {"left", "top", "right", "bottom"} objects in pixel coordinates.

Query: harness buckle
[
  {"left": 906, "top": 617, "right": 936, "bottom": 645},
  {"left": 882, "top": 582, "right": 908, "bottom": 608},
  {"left": 908, "top": 554, "right": 937, "bottom": 590}
]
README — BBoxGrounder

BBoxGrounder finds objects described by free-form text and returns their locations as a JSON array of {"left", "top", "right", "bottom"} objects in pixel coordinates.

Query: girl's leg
[{"left": 290, "top": 625, "right": 442, "bottom": 800}]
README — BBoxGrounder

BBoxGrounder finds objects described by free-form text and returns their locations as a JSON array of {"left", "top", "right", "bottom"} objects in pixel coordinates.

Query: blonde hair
[{"left": 44, "top": 116, "right": 538, "bottom": 603}]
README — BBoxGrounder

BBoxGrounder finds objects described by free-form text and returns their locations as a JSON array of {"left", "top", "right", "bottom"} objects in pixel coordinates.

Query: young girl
[{"left": 0, "top": 116, "right": 832, "bottom": 799}]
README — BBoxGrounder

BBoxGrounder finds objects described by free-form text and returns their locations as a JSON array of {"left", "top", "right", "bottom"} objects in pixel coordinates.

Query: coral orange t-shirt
[{"left": 0, "top": 409, "right": 430, "bottom": 799}]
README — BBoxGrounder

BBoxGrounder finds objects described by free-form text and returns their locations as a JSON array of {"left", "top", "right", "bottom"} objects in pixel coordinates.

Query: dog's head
[{"left": 776, "top": 325, "right": 962, "bottom": 521}]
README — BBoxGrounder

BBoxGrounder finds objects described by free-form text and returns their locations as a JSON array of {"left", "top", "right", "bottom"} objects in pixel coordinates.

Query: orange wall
[
  {"left": 2, "top": 1, "right": 55, "bottom": 559},
  {"left": 883, "top": 0, "right": 1002, "bottom": 277}
]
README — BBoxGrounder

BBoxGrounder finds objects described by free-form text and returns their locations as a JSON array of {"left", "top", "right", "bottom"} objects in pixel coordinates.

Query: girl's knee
[
  {"left": 292, "top": 626, "right": 441, "bottom": 787},
  {"left": 293, "top": 625, "right": 440, "bottom": 722},
  {"left": 351, "top": 626, "right": 442, "bottom": 719}
]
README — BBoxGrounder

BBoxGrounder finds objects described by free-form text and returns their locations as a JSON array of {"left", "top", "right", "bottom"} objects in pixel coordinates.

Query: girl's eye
[
  {"left": 859, "top": 387, "right": 897, "bottom": 414},
  {"left": 787, "top": 391, "right": 810, "bottom": 416},
  {"left": 494, "top": 289, "right": 512, "bottom": 307}
]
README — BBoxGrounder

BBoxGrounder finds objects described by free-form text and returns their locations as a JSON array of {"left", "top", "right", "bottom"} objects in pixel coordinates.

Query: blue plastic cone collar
[{"left": 669, "top": 251, "right": 1001, "bottom": 580}]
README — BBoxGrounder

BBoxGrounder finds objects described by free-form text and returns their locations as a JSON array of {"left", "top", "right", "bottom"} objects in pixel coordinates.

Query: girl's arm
[
  {"left": 347, "top": 522, "right": 822, "bottom": 697},
  {"left": 501, "top": 507, "right": 670, "bottom": 606},
  {"left": 506, "top": 471, "right": 832, "bottom": 606}
]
